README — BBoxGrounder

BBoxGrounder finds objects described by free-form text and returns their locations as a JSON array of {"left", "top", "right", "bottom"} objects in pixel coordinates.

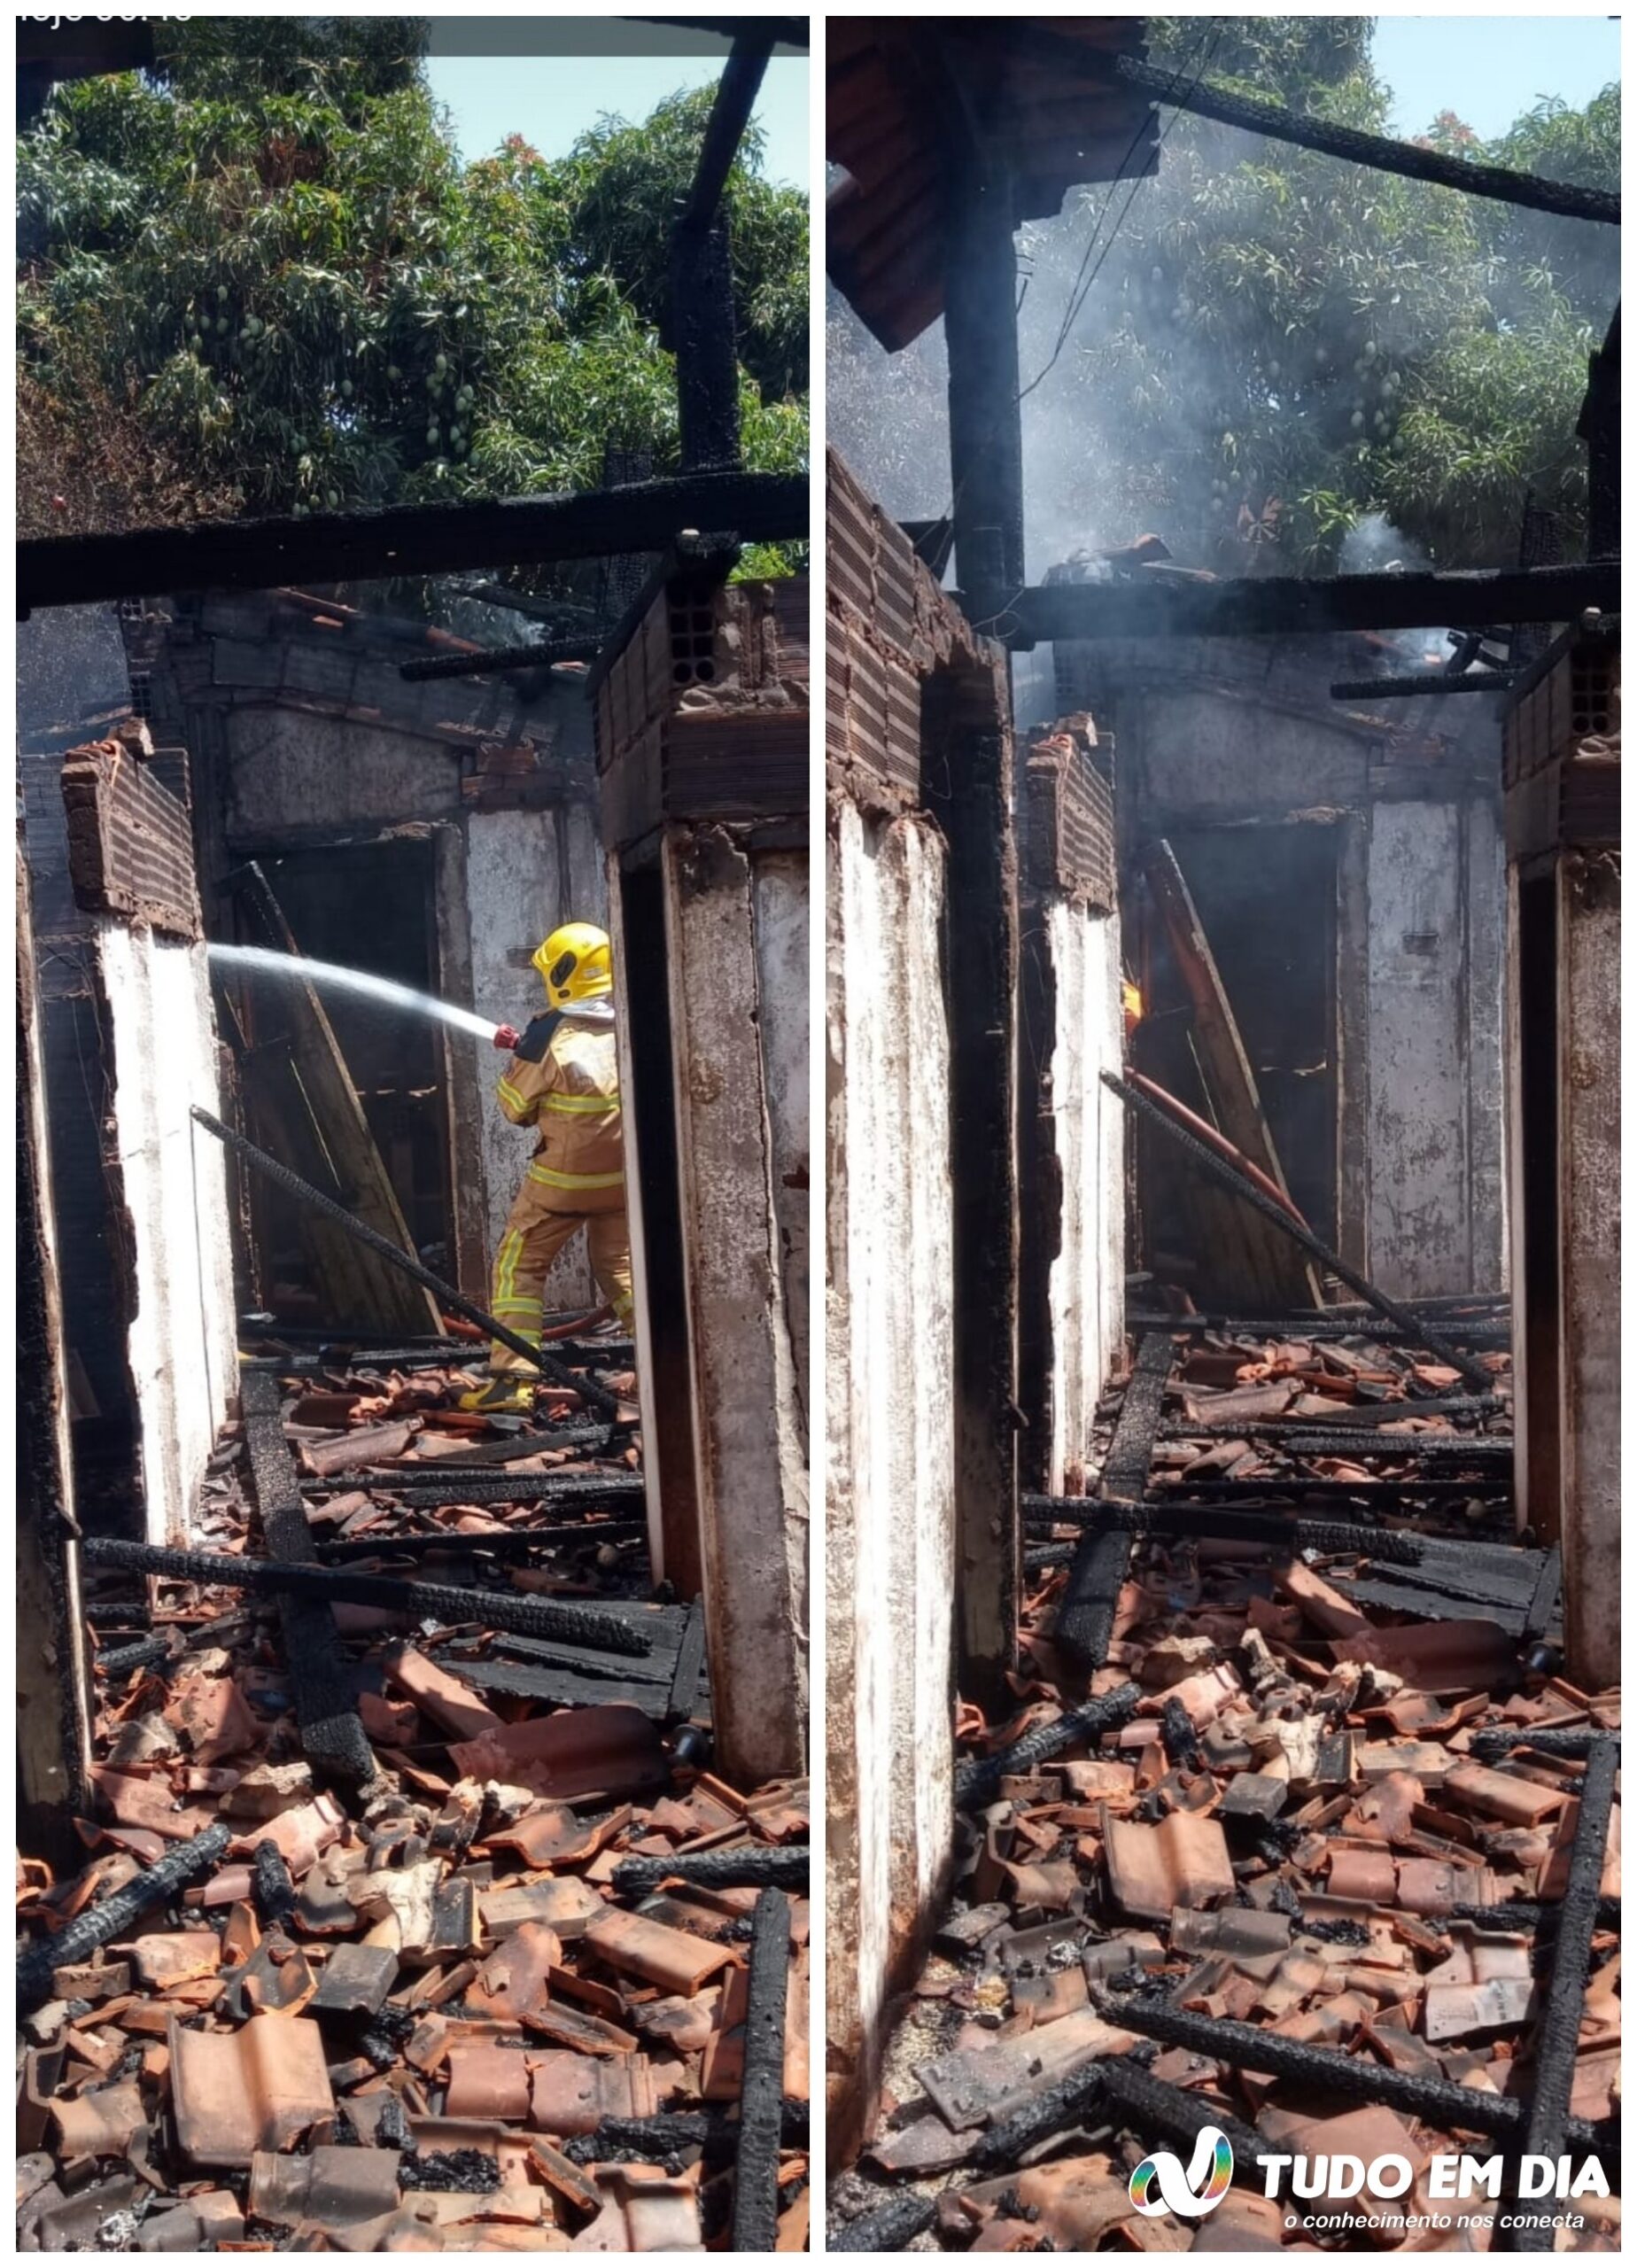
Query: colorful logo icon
[{"left": 1128, "top": 2126, "right": 1234, "bottom": 2219}]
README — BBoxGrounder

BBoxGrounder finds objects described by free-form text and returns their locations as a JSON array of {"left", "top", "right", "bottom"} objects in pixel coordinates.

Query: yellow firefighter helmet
[{"left": 533, "top": 921, "right": 613, "bottom": 1009}]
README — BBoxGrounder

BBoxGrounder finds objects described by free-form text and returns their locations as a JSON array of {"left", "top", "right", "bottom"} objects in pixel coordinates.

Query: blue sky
[
  {"left": 1372, "top": 14, "right": 1620, "bottom": 139},
  {"left": 423, "top": 19, "right": 1617, "bottom": 183},
  {"left": 425, "top": 54, "right": 808, "bottom": 186}
]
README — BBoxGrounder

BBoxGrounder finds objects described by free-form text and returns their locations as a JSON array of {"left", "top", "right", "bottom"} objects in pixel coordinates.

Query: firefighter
[{"left": 460, "top": 920, "right": 632, "bottom": 1415}]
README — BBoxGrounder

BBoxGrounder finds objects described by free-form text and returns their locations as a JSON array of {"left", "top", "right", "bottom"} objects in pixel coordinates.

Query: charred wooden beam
[
  {"left": 1092, "top": 1985, "right": 1605, "bottom": 2149},
  {"left": 1471, "top": 1720, "right": 1613, "bottom": 1763},
  {"left": 1126, "top": 1309, "right": 1510, "bottom": 1347},
  {"left": 1056, "top": 1334, "right": 1172, "bottom": 1667},
  {"left": 18, "top": 472, "right": 807, "bottom": 614},
  {"left": 315, "top": 1520, "right": 645, "bottom": 1562},
  {"left": 666, "top": 1599, "right": 709, "bottom": 1722},
  {"left": 1054, "top": 1526, "right": 1134, "bottom": 1672},
  {"left": 1009, "top": 561, "right": 1619, "bottom": 649},
  {"left": 730, "top": 1886, "right": 791, "bottom": 2251},
  {"left": 311, "top": 1472, "right": 646, "bottom": 1510},
  {"left": 79, "top": 1535, "right": 652, "bottom": 1658},
  {"left": 829, "top": 2193, "right": 938, "bottom": 2252},
  {"left": 1166, "top": 1426, "right": 1512, "bottom": 1461},
  {"left": 1450, "top": 1896, "right": 1621, "bottom": 1935},
  {"left": 19, "top": 1824, "right": 232, "bottom": 2009},
  {"left": 957, "top": 1682, "right": 1142, "bottom": 1813},
  {"left": 398, "top": 637, "right": 607, "bottom": 680},
  {"left": 565, "top": 2101, "right": 807, "bottom": 2166},
  {"left": 633, "top": 17, "right": 808, "bottom": 50},
  {"left": 1024, "top": 1496, "right": 1428, "bottom": 1565},
  {"left": 1147, "top": 1476, "right": 1511, "bottom": 1505},
  {"left": 1103, "top": 1075, "right": 1493, "bottom": 1387},
  {"left": 1099, "top": 1334, "right": 1174, "bottom": 1497},
  {"left": 1331, "top": 673, "right": 1517, "bottom": 701},
  {"left": 241, "top": 1367, "right": 377, "bottom": 1788},
  {"left": 193, "top": 1107, "right": 620, "bottom": 1418},
  {"left": 682, "top": 36, "right": 773, "bottom": 232},
  {"left": 614, "top": 1845, "right": 808, "bottom": 1896},
  {"left": 93, "top": 1631, "right": 179, "bottom": 1681},
  {"left": 1498, "top": 1736, "right": 1619, "bottom": 2246},
  {"left": 1017, "top": 32, "right": 1618, "bottom": 226}
]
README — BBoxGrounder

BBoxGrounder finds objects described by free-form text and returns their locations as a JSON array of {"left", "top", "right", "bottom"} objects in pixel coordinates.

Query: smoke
[{"left": 1338, "top": 512, "right": 1429, "bottom": 576}]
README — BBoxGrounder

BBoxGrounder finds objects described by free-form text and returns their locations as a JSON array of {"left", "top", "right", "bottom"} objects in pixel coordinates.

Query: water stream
[{"left": 206, "top": 943, "right": 500, "bottom": 1043}]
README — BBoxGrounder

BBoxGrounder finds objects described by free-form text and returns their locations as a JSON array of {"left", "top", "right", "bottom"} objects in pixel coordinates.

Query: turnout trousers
[{"left": 487, "top": 1172, "right": 633, "bottom": 1376}]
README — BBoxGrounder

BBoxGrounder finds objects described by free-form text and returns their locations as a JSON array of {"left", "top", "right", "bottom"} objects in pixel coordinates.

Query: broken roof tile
[{"left": 167, "top": 2010, "right": 335, "bottom": 2166}]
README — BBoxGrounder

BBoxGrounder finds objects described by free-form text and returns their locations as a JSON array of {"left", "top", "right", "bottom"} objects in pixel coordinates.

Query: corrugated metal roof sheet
[{"left": 827, "top": 19, "right": 1159, "bottom": 352}]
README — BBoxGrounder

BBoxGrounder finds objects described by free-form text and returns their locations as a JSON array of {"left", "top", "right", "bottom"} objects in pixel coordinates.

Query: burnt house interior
[
  {"left": 826, "top": 18, "right": 1620, "bottom": 2249},
  {"left": 18, "top": 19, "right": 810, "bottom": 2254}
]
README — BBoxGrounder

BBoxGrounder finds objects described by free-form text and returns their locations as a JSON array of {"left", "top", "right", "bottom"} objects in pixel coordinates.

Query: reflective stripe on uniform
[
  {"left": 542, "top": 1090, "right": 620, "bottom": 1115},
  {"left": 527, "top": 1161, "right": 625, "bottom": 1191},
  {"left": 494, "top": 1229, "right": 528, "bottom": 1309},
  {"left": 496, "top": 1077, "right": 529, "bottom": 1113}
]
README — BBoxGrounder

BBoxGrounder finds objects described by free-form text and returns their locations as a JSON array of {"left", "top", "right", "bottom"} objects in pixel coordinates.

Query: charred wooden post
[
  {"left": 16, "top": 850, "right": 93, "bottom": 1864},
  {"left": 925, "top": 678, "right": 1022, "bottom": 1706},
  {"left": 1579, "top": 307, "right": 1620, "bottom": 563},
  {"left": 943, "top": 160, "right": 1026, "bottom": 634},
  {"left": 1501, "top": 626, "right": 1620, "bottom": 1686},
  {"left": 1016, "top": 718, "right": 1125, "bottom": 1495},
  {"left": 671, "top": 38, "right": 772, "bottom": 473}
]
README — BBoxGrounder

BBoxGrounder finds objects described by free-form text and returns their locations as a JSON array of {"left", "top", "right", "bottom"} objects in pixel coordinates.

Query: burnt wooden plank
[
  {"left": 226, "top": 864, "right": 441, "bottom": 1336},
  {"left": 730, "top": 1887, "right": 790, "bottom": 2252},
  {"left": 1100, "top": 1333, "right": 1175, "bottom": 1498},
  {"left": 666, "top": 1600, "right": 710, "bottom": 1722},
  {"left": 1143, "top": 839, "right": 1321, "bottom": 1309},
  {"left": 431, "top": 1655, "right": 669, "bottom": 1715}
]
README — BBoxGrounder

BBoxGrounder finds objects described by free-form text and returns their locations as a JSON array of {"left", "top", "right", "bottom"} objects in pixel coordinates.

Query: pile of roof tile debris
[
  {"left": 831, "top": 1319, "right": 1620, "bottom": 2253},
  {"left": 19, "top": 1337, "right": 810, "bottom": 2253}
]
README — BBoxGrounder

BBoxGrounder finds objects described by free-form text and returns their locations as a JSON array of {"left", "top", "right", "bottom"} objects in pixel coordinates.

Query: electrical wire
[{"left": 1019, "top": 25, "right": 1224, "bottom": 405}]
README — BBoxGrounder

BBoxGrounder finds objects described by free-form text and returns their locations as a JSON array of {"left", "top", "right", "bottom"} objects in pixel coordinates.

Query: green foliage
[
  {"left": 551, "top": 89, "right": 809, "bottom": 401},
  {"left": 19, "top": 21, "right": 809, "bottom": 560},
  {"left": 1017, "top": 16, "right": 1618, "bottom": 569}
]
